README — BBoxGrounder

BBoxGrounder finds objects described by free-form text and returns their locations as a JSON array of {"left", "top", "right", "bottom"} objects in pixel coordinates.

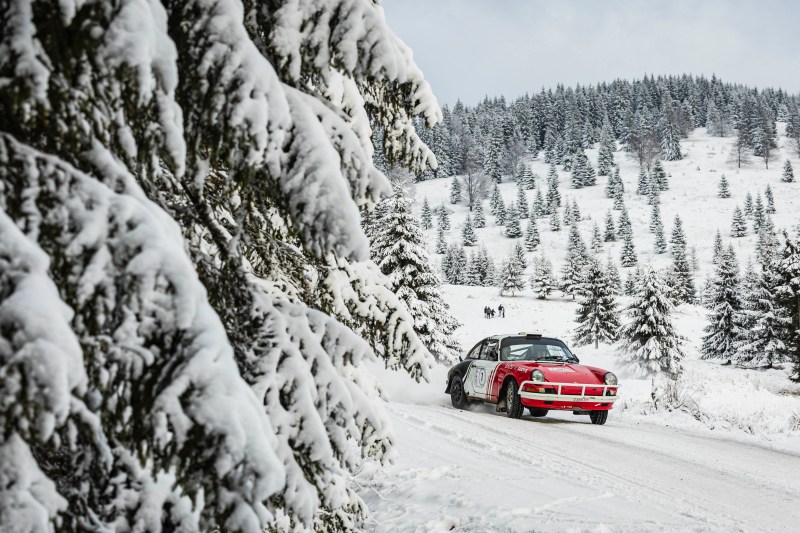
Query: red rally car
[{"left": 445, "top": 333, "right": 619, "bottom": 425}]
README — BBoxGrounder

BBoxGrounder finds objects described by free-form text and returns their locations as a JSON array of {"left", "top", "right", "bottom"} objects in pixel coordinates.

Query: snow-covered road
[{"left": 357, "top": 400, "right": 800, "bottom": 532}]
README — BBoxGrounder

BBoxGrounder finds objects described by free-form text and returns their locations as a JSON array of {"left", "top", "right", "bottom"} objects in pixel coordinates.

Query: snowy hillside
[{"left": 356, "top": 125, "right": 800, "bottom": 531}]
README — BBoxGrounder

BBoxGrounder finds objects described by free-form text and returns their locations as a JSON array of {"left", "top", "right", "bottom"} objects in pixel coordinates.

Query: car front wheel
[
  {"left": 450, "top": 375, "right": 470, "bottom": 409},
  {"left": 589, "top": 410, "right": 608, "bottom": 425},
  {"left": 505, "top": 380, "right": 524, "bottom": 419}
]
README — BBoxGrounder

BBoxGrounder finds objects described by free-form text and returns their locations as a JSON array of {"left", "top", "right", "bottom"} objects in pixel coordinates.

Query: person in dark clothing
[
  {"left": 498, "top": 304, "right": 505, "bottom": 318},
  {"left": 491, "top": 309, "right": 495, "bottom": 318}
]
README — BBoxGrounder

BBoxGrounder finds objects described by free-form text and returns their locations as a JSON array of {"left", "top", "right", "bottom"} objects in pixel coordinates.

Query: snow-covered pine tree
[
  {"left": 651, "top": 159, "right": 669, "bottom": 191},
  {"left": 753, "top": 194, "right": 765, "bottom": 233},
  {"left": 519, "top": 164, "right": 536, "bottom": 189},
  {"left": 513, "top": 241, "right": 528, "bottom": 271},
  {"left": 604, "top": 168, "right": 617, "bottom": 198},
  {"left": 421, "top": 197, "right": 433, "bottom": 229},
  {"left": 606, "top": 255, "right": 623, "bottom": 294},
  {"left": 604, "top": 211, "right": 617, "bottom": 242},
  {"left": 660, "top": 100, "right": 683, "bottom": 161},
  {"left": 574, "top": 259, "right": 621, "bottom": 349},
  {"left": 530, "top": 255, "right": 556, "bottom": 299},
  {"left": 671, "top": 240, "right": 696, "bottom": 303},
  {"left": 690, "top": 246, "right": 701, "bottom": 272},
  {"left": 597, "top": 117, "right": 616, "bottom": 176},
  {"left": 533, "top": 188, "right": 546, "bottom": 218},
  {"left": 571, "top": 197, "right": 582, "bottom": 222},
  {"left": 478, "top": 245, "right": 497, "bottom": 287},
  {"left": 712, "top": 229, "right": 724, "bottom": 264},
  {"left": 620, "top": 231, "right": 638, "bottom": 267},
  {"left": 490, "top": 183, "right": 502, "bottom": 215},
  {"left": 774, "top": 232, "right": 800, "bottom": 381},
  {"left": 462, "top": 215, "right": 478, "bottom": 246},
  {"left": 647, "top": 173, "right": 661, "bottom": 205},
  {"left": 701, "top": 246, "right": 742, "bottom": 361},
  {"left": 734, "top": 260, "right": 787, "bottom": 367},
  {"left": 765, "top": 185, "right": 776, "bottom": 214},
  {"left": 525, "top": 218, "right": 541, "bottom": 251},
  {"left": 624, "top": 269, "right": 638, "bottom": 296},
  {"left": 718, "top": 174, "right": 731, "bottom": 198},
  {"left": 617, "top": 268, "right": 685, "bottom": 378},
  {"left": 499, "top": 256, "right": 526, "bottom": 296},
  {"left": 731, "top": 206, "right": 747, "bottom": 237},
  {"left": 495, "top": 197, "right": 507, "bottom": 226},
  {"left": 439, "top": 204, "right": 452, "bottom": 231},
  {"left": 744, "top": 192, "right": 754, "bottom": 217},
  {"left": 473, "top": 200, "right": 486, "bottom": 228},
  {"left": 654, "top": 221, "right": 668, "bottom": 254},
  {"left": 450, "top": 176, "right": 462, "bottom": 204},
  {"left": 561, "top": 225, "right": 589, "bottom": 299},
  {"left": 0, "top": 0, "right": 444, "bottom": 529},
  {"left": 571, "top": 152, "right": 587, "bottom": 189},
  {"left": 613, "top": 181, "right": 625, "bottom": 210},
  {"left": 591, "top": 223, "right": 604, "bottom": 254},
  {"left": 650, "top": 202, "right": 662, "bottom": 233},
  {"left": 517, "top": 186, "right": 529, "bottom": 218},
  {"left": 372, "top": 185, "right": 462, "bottom": 364},
  {"left": 484, "top": 126, "right": 504, "bottom": 183},
  {"left": 550, "top": 209, "right": 562, "bottom": 231},
  {"left": 547, "top": 164, "right": 562, "bottom": 209},
  {"left": 436, "top": 225, "right": 448, "bottom": 254},
  {"left": 505, "top": 202, "right": 522, "bottom": 238},
  {"left": 466, "top": 251, "right": 482, "bottom": 286},
  {"left": 563, "top": 199, "right": 574, "bottom": 226},
  {"left": 636, "top": 166, "right": 649, "bottom": 195},
  {"left": 617, "top": 205, "right": 633, "bottom": 240},
  {"left": 783, "top": 160, "right": 795, "bottom": 183},
  {"left": 442, "top": 244, "right": 468, "bottom": 285}
]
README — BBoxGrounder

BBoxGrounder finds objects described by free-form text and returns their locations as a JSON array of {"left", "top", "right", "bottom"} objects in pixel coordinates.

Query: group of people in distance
[{"left": 483, "top": 304, "right": 505, "bottom": 319}]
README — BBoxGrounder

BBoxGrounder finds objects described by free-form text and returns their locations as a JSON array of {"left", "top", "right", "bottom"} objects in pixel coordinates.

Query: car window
[
  {"left": 466, "top": 340, "right": 484, "bottom": 360},
  {"left": 500, "top": 337, "right": 577, "bottom": 362},
  {"left": 482, "top": 340, "right": 499, "bottom": 361}
]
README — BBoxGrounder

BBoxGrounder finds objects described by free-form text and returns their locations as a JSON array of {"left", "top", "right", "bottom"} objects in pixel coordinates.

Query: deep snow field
[{"left": 355, "top": 126, "right": 800, "bottom": 532}]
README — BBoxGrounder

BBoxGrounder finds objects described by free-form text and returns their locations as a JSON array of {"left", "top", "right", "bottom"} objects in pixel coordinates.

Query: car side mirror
[
  {"left": 459, "top": 356, "right": 463, "bottom": 362},
  {"left": 573, "top": 356, "right": 580, "bottom": 363}
]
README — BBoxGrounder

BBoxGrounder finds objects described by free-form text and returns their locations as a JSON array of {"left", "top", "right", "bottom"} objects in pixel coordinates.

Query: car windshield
[{"left": 500, "top": 337, "right": 577, "bottom": 363}]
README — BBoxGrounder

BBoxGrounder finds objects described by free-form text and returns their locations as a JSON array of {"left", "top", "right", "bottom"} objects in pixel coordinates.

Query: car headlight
[
  {"left": 530, "top": 370, "right": 545, "bottom": 382},
  {"left": 604, "top": 372, "right": 618, "bottom": 386}
]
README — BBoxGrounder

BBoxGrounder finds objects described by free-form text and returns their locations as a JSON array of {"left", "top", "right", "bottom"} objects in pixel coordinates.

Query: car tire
[
  {"left": 450, "top": 375, "right": 470, "bottom": 410},
  {"left": 528, "top": 408, "right": 548, "bottom": 417},
  {"left": 589, "top": 410, "right": 608, "bottom": 425},
  {"left": 505, "top": 380, "right": 524, "bottom": 419}
]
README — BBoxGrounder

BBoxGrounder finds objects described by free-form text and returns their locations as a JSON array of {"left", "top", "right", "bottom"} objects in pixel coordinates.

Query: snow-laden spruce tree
[
  {"left": 421, "top": 197, "right": 433, "bottom": 229},
  {"left": 765, "top": 185, "right": 776, "bottom": 214},
  {"left": 651, "top": 159, "right": 669, "bottom": 190},
  {"left": 531, "top": 255, "right": 556, "bottom": 299},
  {"left": 774, "top": 232, "right": 800, "bottom": 381},
  {"left": 617, "top": 268, "right": 685, "bottom": 378},
  {"left": 701, "top": 246, "right": 743, "bottom": 360},
  {"left": 718, "top": 174, "right": 731, "bottom": 198},
  {"left": 637, "top": 167, "right": 649, "bottom": 195},
  {"left": 744, "top": 192, "right": 754, "bottom": 217},
  {"left": 782, "top": 160, "right": 795, "bottom": 183},
  {"left": 561, "top": 225, "right": 589, "bottom": 299},
  {"left": 591, "top": 223, "right": 604, "bottom": 254},
  {"left": 525, "top": 217, "right": 541, "bottom": 251},
  {"left": 712, "top": 229, "right": 724, "bottom": 264},
  {"left": 620, "top": 231, "right": 638, "bottom": 268},
  {"left": 450, "top": 176, "right": 462, "bottom": 204},
  {"left": 499, "top": 256, "right": 526, "bottom": 296},
  {"left": 731, "top": 206, "right": 747, "bottom": 237},
  {"left": 0, "top": 1, "right": 443, "bottom": 530},
  {"left": 438, "top": 203, "right": 452, "bottom": 231},
  {"left": 473, "top": 199, "right": 487, "bottom": 228},
  {"left": 372, "top": 186, "right": 461, "bottom": 364},
  {"left": 517, "top": 186, "right": 529, "bottom": 218},
  {"left": 505, "top": 202, "right": 522, "bottom": 238},
  {"left": 604, "top": 211, "right": 617, "bottom": 242},
  {"left": 574, "top": 259, "right": 621, "bottom": 349},
  {"left": 597, "top": 117, "right": 616, "bottom": 176},
  {"left": 734, "top": 260, "right": 787, "bottom": 367},
  {"left": 462, "top": 215, "right": 478, "bottom": 246}
]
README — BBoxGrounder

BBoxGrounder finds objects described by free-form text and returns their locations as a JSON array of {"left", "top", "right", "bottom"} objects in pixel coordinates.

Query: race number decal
[{"left": 474, "top": 367, "right": 487, "bottom": 388}]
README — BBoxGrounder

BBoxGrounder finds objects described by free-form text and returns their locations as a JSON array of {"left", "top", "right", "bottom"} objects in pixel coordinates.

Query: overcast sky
[{"left": 383, "top": 0, "right": 800, "bottom": 106}]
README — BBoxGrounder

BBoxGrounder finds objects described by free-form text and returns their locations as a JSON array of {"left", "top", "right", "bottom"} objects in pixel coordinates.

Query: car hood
[{"left": 525, "top": 363, "right": 603, "bottom": 384}]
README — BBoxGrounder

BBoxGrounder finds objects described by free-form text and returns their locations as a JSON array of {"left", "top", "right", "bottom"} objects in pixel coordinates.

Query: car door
[{"left": 463, "top": 338, "right": 500, "bottom": 401}]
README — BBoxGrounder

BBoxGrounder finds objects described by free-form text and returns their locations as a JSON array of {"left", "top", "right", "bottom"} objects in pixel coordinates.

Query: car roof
[{"left": 488, "top": 334, "right": 564, "bottom": 342}]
